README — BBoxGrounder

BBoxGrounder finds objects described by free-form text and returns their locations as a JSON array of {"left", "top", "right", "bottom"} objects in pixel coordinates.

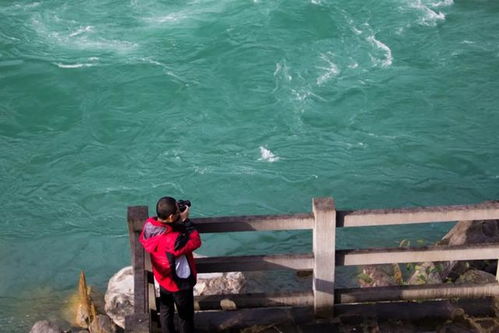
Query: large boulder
[
  {"left": 194, "top": 272, "right": 246, "bottom": 296},
  {"left": 436, "top": 308, "right": 487, "bottom": 333},
  {"left": 439, "top": 219, "right": 499, "bottom": 246},
  {"left": 438, "top": 219, "right": 499, "bottom": 280},
  {"left": 358, "top": 265, "right": 398, "bottom": 287},
  {"left": 407, "top": 262, "right": 443, "bottom": 285},
  {"left": 455, "top": 269, "right": 497, "bottom": 285},
  {"left": 105, "top": 266, "right": 246, "bottom": 328},
  {"left": 403, "top": 219, "right": 499, "bottom": 285},
  {"left": 29, "top": 320, "right": 63, "bottom": 333},
  {"left": 88, "top": 314, "right": 117, "bottom": 333},
  {"left": 192, "top": 254, "right": 246, "bottom": 296},
  {"left": 104, "top": 266, "right": 134, "bottom": 328}
]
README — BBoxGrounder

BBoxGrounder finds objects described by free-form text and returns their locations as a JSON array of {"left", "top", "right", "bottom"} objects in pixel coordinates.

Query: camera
[{"left": 177, "top": 200, "right": 191, "bottom": 213}]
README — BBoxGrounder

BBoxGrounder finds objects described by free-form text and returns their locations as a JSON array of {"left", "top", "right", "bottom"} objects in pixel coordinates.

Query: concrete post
[{"left": 312, "top": 197, "right": 336, "bottom": 318}]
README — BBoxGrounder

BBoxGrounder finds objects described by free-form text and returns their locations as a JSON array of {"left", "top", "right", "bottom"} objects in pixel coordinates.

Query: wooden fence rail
[{"left": 125, "top": 198, "right": 499, "bottom": 332}]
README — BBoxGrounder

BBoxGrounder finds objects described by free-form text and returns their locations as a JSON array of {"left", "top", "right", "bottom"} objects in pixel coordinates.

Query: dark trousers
[{"left": 159, "top": 286, "right": 195, "bottom": 333}]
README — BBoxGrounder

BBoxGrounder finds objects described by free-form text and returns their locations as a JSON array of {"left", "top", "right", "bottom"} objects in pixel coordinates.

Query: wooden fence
[{"left": 125, "top": 198, "right": 499, "bottom": 332}]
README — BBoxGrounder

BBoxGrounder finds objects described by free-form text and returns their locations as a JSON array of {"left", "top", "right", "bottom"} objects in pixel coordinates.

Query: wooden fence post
[
  {"left": 312, "top": 197, "right": 336, "bottom": 318},
  {"left": 126, "top": 206, "right": 150, "bottom": 333}
]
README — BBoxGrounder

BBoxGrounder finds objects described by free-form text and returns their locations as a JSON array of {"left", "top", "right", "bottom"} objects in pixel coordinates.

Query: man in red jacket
[{"left": 139, "top": 196, "right": 201, "bottom": 333}]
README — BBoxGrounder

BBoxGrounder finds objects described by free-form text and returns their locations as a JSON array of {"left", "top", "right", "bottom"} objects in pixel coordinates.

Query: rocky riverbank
[
  {"left": 30, "top": 219, "right": 498, "bottom": 332},
  {"left": 358, "top": 219, "right": 499, "bottom": 287},
  {"left": 28, "top": 268, "right": 252, "bottom": 333}
]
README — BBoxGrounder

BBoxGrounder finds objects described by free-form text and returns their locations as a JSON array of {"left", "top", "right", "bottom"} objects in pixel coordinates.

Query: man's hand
[{"left": 180, "top": 206, "right": 190, "bottom": 222}]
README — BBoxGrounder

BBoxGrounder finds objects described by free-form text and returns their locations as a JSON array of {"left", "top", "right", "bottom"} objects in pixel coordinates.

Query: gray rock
[
  {"left": 194, "top": 272, "right": 246, "bottom": 296},
  {"left": 455, "top": 269, "right": 497, "bottom": 285},
  {"left": 192, "top": 254, "right": 245, "bottom": 296},
  {"left": 29, "top": 320, "right": 63, "bottom": 333},
  {"left": 436, "top": 308, "right": 483, "bottom": 333},
  {"left": 358, "top": 265, "right": 397, "bottom": 287},
  {"left": 439, "top": 219, "right": 499, "bottom": 280},
  {"left": 400, "top": 219, "right": 499, "bottom": 285},
  {"left": 407, "top": 262, "right": 443, "bottom": 285},
  {"left": 105, "top": 265, "right": 247, "bottom": 327},
  {"left": 440, "top": 219, "right": 499, "bottom": 246},
  {"left": 88, "top": 314, "right": 117, "bottom": 333},
  {"left": 104, "top": 266, "right": 134, "bottom": 328}
]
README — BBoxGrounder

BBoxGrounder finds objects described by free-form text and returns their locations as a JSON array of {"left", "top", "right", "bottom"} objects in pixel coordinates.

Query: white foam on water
[
  {"left": 193, "top": 166, "right": 208, "bottom": 175},
  {"left": 352, "top": 26, "right": 362, "bottom": 35},
  {"left": 410, "top": 0, "right": 446, "bottom": 26},
  {"left": 272, "top": 61, "right": 293, "bottom": 94},
  {"left": 431, "top": 0, "right": 453, "bottom": 7},
  {"left": 13, "top": 2, "right": 40, "bottom": 10},
  {"left": 367, "top": 132, "right": 399, "bottom": 140},
  {"left": 367, "top": 36, "right": 393, "bottom": 67},
  {"left": 69, "top": 25, "right": 93, "bottom": 37},
  {"left": 274, "top": 61, "right": 292, "bottom": 81},
  {"left": 291, "top": 89, "right": 310, "bottom": 102},
  {"left": 259, "top": 146, "right": 280, "bottom": 162},
  {"left": 291, "top": 88, "right": 327, "bottom": 103},
  {"left": 31, "top": 15, "right": 138, "bottom": 53},
  {"left": 316, "top": 53, "right": 340, "bottom": 86},
  {"left": 54, "top": 63, "right": 95, "bottom": 68},
  {"left": 74, "top": 38, "right": 138, "bottom": 52},
  {"left": 145, "top": 13, "right": 186, "bottom": 24},
  {"left": 137, "top": 57, "right": 189, "bottom": 82},
  {"left": 142, "top": 4, "right": 220, "bottom": 25},
  {"left": 140, "top": 57, "right": 166, "bottom": 68},
  {"left": 347, "top": 18, "right": 363, "bottom": 35}
]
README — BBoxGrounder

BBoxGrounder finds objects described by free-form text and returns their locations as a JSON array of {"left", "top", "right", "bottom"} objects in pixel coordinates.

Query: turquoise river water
[{"left": 1, "top": 0, "right": 499, "bottom": 331}]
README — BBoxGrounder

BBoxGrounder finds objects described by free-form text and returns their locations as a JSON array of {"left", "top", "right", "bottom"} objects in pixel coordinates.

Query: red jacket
[{"left": 139, "top": 217, "right": 201, "bottom": 292}]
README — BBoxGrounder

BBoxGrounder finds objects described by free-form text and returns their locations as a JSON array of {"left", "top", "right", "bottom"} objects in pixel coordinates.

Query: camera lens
[{"left": 178, "top": 200, "right": 191, "bottom": 212}]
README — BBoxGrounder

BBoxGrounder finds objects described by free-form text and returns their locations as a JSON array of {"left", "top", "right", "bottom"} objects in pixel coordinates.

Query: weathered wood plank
[
  {"left": 124, "top": 313, "right": 150, "bottom": 333},
  {"left": 127, "top": 206, "right": 149, "bottom": 317},
  {"left": 193, "top": 283, "right": 499, "bottom": 311},
  {"left": 195, "top": 306, "right": 313, "bottom": 332},
  {"left": 334, "top": 298, "right": 496, "bottom": 323},
  {"left": 336, "top": 242, "right": 499, "bottom": 266},
  {"left": 338, "top": 201, "right": 499, "bottom": 227},
  {"left": 127, "top": 206, "right": 148, "bottom": 265},
  {"left": 131, "top": 244, "right": 147, "bottom": 315},
  {"left": 195, "top": 253, "right": 314, "bottom": 273},
  {"left": 195, "top": 299, "right": 496, "bottom": 332},
  {"left": 192, "top": 213, "right": 314, "bottom": 233},
  {"left": 336, "top": 283, "right": 499, "bottom": 303},
  {"left": 129, "top": 206, "right": 149, "bottom": 233},
  {"left": 195, "top": 291, "right": 314, "bottom": 310},
  {"left": 190, "top": 202, "right": 499, "bottom": 232},
  {"left": 312, "top": 198, "right": 336, "bottom": 317},
  {"left": 148, "top": 280, "right": 157, "bottom": 312}
]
